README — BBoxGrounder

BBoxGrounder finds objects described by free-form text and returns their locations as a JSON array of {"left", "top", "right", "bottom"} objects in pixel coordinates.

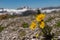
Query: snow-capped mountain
[
  {"left": 41, "top": 6, "right": 60, "bottom": 13},
  {"left": 41, "top": 9, "right": 60, "bottom": 13},
  {"left": 0, "top": 6, "right": 60, "bottom": 15},
  {"left": 0, "top": 7, "right": 32, "bottom": 15}
]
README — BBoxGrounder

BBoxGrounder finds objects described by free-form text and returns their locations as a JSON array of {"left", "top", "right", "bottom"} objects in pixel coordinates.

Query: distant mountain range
[
  {"left": 0, "top": 6, "right": 60, "bottom": 15},
  {"left": 41, "top": 6, "right": 60, "bottom": 10}
]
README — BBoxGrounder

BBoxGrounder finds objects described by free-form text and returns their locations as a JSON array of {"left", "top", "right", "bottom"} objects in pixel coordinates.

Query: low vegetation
[
  {"left": 19, "top": 30, "right": 26, "bottom": 37},
  {"left": 22, "top": 22, "right": 29, "bottom": 28},
  {"left": 0, "top": 26, "right": 5, "bottom": 32},
  {"left": 45, "top": 17, "right": 54, "bottom": 22},
  {"left": 56, "top": 21, "right": 60, "bottom": 27},
  {"left": 0, "top": 14, "right": 18, "bottom": 20}
]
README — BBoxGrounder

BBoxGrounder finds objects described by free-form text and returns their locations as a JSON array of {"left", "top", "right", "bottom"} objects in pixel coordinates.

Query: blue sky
[{"left": 0, "top": 0, "right": 60, "bottom": 9}]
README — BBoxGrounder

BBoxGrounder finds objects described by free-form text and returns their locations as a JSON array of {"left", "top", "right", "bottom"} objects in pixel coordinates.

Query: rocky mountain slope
[{"left": 0, "top": 12, "right": 60, "bottom": 40}]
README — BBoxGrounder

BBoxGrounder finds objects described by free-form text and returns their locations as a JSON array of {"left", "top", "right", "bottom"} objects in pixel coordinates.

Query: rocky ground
[{"left": 0, "top": 12, "right": 60, "bottom": 40}]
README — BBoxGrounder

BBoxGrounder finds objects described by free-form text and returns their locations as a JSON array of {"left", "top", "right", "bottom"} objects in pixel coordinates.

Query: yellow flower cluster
[
  {"left": 29, "top": 21, "right": 36, "bottom": 30},
  {"left": 36, "top": 14, "right": 45, "bottom": 22},
  {"left": 39, "top": 21, "right": 45, "bottom": 29},
  {"left": 36, "top": 13, "right": 45, "bottom": 29},
  {"left": 30, "top": 13, "right": 45, "bottom": 30}
]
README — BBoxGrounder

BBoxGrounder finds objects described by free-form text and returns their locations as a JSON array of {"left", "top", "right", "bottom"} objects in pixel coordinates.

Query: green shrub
[
  {"left": 0, "top": 26, "right": 5, "bottom": 32},
  {"left": 22, "top": 22, "right": 29, "bottom": 28},
  {"left": 56, "top": 21, "right": 60, "bottom": 27}
]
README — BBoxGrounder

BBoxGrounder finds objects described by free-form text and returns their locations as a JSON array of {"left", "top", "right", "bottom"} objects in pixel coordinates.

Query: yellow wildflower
[
  {"left": 29, "top": 21, "right": 36, "bottom": 30},
  {"left": 36, "top": 14, "right": 45, "bottom": 22},
  {"left": 35, "top": 33, "right": 39, "bottom": 38},
  {"left": 39, "top": 21, "right": 45, "bottom": 29}
]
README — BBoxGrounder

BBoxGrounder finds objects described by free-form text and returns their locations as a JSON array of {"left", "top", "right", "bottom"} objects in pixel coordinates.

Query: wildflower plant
[{"left": 29, "top": 9, "right": 54, "bottom": 40}]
